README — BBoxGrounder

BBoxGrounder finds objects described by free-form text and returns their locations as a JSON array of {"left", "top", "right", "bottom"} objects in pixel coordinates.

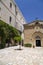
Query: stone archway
[
  {"left": 35, "top": 36, "right": 41, "bottom": 47},
  {"left": 32, "top": 31, "right": 43, "bottom": 47}
]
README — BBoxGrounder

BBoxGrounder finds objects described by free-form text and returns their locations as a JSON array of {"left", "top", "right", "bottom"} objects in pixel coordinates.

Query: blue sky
[{"left": 15, "top": 0, "right": 43, "bottom": 23}]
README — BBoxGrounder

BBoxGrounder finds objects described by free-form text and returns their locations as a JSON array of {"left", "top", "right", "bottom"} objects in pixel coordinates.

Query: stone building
[
  {"left": 24, "top": 20, "right": 43, "bottom": 47},
  {"left": 0, "top": 0, "right": 26, "bottom": 46}
]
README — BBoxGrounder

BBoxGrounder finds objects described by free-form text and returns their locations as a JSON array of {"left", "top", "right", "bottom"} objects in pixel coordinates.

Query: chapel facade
[{"left": 24, "top": 20, "right": 43, "bottom": 47}]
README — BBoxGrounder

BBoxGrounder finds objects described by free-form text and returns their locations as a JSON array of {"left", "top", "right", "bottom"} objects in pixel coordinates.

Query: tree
[
  {"left": 0, "top": 20, "right": 21, "bottom": 48},
  {"left": 0, "top": 20, "right": 8, "bottom": 48},
  {"left": 14, "top": 36, "right": 22, "bottom": 50}
]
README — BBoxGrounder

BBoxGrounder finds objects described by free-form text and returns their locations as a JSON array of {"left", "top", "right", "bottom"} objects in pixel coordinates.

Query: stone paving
[{"left": 0, "top": 46, "right": 43, "bottom": 65}]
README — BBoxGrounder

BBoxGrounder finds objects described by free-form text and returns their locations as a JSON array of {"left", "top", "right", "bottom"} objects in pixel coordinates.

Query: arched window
[
  {"left": 9, "top": 16, "right": 12, "bottom": 23},
  {"left": 10, "top": 2, "right": 12, "bottom": 8}
]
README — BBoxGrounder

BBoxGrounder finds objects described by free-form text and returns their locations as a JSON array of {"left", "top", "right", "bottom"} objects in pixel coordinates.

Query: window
[
  {"left": 15, "top": 22, "right": 18, "bottom": 27},
  {"left": 0, "top": 0, "right": 1, "bottom": 2},
  {"left": 0, "top": 7, "right": 1, "bottom": 11},
  {"left": 15, "top": 5, "right": 17, "bottom": 15},
  {"left": 10, "top": 2, "right": 12, "bottom": 8},
  {"left": 15, "top": 5, "right": 16, "bottom": 8},
  {"left": 9, "top": 16, "right": 12, "bottom": 23},
  {"left": 35, "top": 22, "right": 39, "bottom": 24},
  {"left": 20, "top": 26, "right": 22, "bottom": 30},
  {"left": 16, "top": 11, "right": 17, "bottom": 15},
  {"left": 0, "top": 7, "right": 1, "bottom": 18}
]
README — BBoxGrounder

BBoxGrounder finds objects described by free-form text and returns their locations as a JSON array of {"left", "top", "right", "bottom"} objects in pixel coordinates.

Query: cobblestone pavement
[{"left": 0, "top": 46, "right": 43, "bottom": 65}]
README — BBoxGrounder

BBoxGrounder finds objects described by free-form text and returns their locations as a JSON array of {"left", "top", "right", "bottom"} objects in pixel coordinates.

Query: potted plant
[{"left": 33, "top": 45, "right": 35, "bottom": 48}]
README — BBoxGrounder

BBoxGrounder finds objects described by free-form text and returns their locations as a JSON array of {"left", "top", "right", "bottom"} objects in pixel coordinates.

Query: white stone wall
[
  {"left": 1, "top": 0, "right": 16, "bottom": 15},
  {"left": 0, "top": 1, "right": 1, "bottom": 18},
  {"left": 0, "top": 0, "right": 26, "bottom": 29},
  {"left": 16, "top": 6, "right": 26, "bottom": 24},
  {"left": 0, "top": 0, "right": 26, "bottom": 40},
  {"left": 0, "top": 0, "right": 16, "bottom": 27}
]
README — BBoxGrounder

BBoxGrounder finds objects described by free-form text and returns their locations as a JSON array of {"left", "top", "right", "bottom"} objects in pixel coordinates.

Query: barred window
[
  {"left": 10, "top": 2, "right": 12, "bottom": 8},
  {"left": 9, "top": 16, "right": 12, "bottom": 23},
  {"left": 0, "top": 7, "right": 1, "bottom": 11}
]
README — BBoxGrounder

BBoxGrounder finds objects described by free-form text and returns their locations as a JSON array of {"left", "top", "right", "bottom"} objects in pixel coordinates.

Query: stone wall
[{"left": 24, "top": 22, "right": 43, "bottom": 47}]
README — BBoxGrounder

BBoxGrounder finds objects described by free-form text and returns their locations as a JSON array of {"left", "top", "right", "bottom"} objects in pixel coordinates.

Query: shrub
[
  {"left": 0, "top": 20, "right": 21, "bottom": 49},
  {"left": 0, "top": 39, "right": 6, "bottom": 49},
  {"left": 14, "top": 36, "right": 21, "bottom": 42},
  {"left": 0, "top": 43, "right": 5, "bottom": 49},
  {"left": 14, "top": 36, "right": 22, "bottom": 45},
  {"left": 24, "top": 43, "right": 32, "bottom": 47}
]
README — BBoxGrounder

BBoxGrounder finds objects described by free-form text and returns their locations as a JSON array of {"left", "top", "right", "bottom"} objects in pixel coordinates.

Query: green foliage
[
  {"left": 14, "top": 36, "right": 22, "bottom": 42},
  {"left": 0, "top": 20, "right": 20, "bottom": 49},
  {"left": 24, "top": 43, "right": 32, "bottom": 47},
  {"left": 8, "top": 26, "right": 19, "bottom": 38},
  {"left": 0, "top": 39, "right": 6, "bottom": 49}
]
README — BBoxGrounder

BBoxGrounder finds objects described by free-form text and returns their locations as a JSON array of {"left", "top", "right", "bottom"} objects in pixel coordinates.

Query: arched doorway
[{"left": 35, "top": 36, "right": 41, "bottom": 47}]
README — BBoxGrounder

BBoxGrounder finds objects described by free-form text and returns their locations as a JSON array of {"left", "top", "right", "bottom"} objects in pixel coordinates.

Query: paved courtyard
[{"left": 0, "top": 46, "right": 43, "bottom": 65}]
